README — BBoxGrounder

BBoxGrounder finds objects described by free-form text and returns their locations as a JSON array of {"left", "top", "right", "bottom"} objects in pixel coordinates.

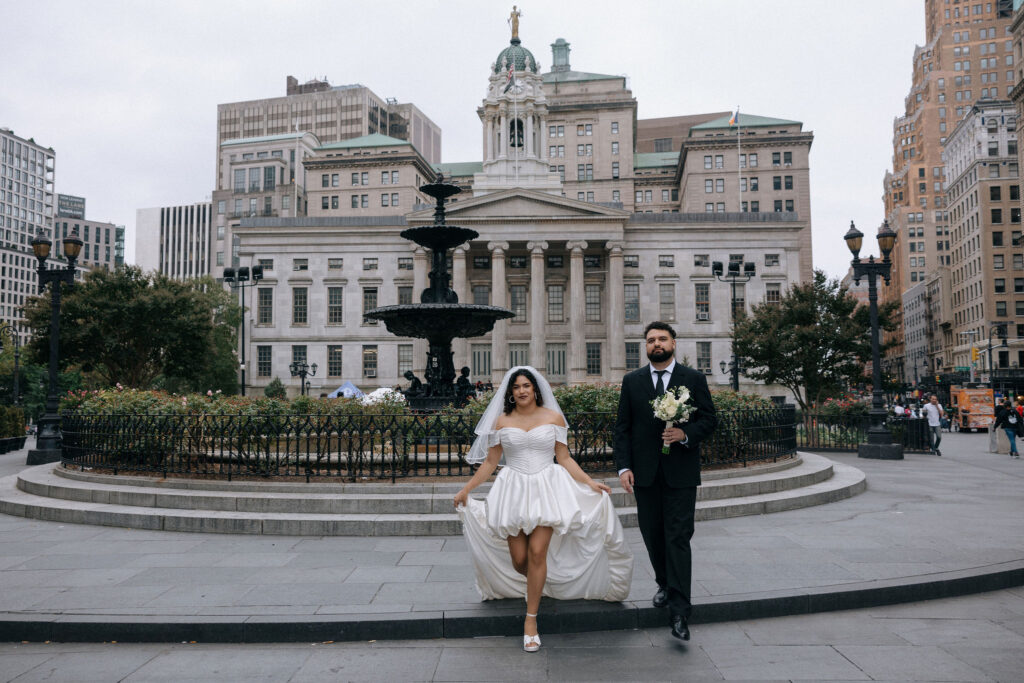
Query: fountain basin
[
  {"left": 367, "top": 304, "right": 513, "bottom": 343},
  {"left": 400, "top": 226, "right": 479, "bottom": 252}
]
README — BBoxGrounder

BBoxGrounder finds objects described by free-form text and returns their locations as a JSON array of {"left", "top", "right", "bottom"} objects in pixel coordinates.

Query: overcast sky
[{"left": 3, "top": 0, "right": 924, "bottom": 276}]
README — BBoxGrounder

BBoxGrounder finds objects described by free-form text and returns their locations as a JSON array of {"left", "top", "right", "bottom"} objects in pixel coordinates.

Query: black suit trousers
[{"left": 634, "top": 472, "right": 697, "bottom": 619}]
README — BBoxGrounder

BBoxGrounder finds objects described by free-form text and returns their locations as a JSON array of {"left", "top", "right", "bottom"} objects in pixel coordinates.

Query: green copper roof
[
  {"left": 542, "top": 70, "right": 622, "bottom": 83},
  {"left": 316, "top": 133, "right": 410, "bottom": 150},
  {"left": 634, "top": 152, "right": 679, "bottom": 168},
  {"left": 494, "top": 38, "right": 539, "bottom": 74},
  {"left": 690, "top": 113, "right": 802, "bottom": 132},
  {"left": 432, "top": 161, "right": 483, "bottom": 177},
  {"left": 221, "top": 132, "right": 314, "bottom": 147}
]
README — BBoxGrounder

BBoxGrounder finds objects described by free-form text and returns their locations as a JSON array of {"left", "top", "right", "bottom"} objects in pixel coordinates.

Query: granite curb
[{"left": 2, "top": 560, "right": 1021, "bottom": 644}]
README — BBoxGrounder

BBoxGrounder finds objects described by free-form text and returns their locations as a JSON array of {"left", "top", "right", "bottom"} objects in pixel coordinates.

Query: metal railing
[
  {"left": 60, "top": 407, "right": 798, "bottom": 482},
  {"left": 797, "top": 414, "right": 931, "bottom": 452}
]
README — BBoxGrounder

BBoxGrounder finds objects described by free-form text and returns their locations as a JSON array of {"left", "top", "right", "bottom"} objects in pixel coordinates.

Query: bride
[{"left": 453, "top": 366, "right": 633, "bottom": 652}]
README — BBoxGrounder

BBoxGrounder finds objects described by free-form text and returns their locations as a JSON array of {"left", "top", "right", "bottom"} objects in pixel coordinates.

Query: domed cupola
[
  {"left": 494, "top": 37, "right": 538, "bottom": 74},
  {"left": 473, "top": 6, "right": 562, "bottom": 196}
]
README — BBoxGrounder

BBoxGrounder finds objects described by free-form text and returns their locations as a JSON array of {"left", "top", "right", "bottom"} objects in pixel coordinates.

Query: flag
[
  {"left": 503, "top": 63, "right": 516, "bottom": 93},
  {"left": 729, "top": 108, "right": 739, "bottom": 127}
]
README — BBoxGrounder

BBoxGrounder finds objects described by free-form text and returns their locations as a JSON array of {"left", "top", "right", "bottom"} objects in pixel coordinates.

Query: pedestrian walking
[
  {"left": 994, "top": 398, "right": 1023, "bottom": 458},
  {"left": 922, "top": 394, "right": 945, "bottom": 456}
]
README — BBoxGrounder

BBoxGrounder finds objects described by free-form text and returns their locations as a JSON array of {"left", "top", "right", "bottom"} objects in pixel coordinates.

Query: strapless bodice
[{"left": 493, "top": 424, "right": 567, "bottom": 475}]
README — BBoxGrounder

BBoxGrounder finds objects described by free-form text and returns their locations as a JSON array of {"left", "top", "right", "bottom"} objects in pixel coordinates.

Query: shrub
[{"left": 264, "top": 378, "right": 286, "bottom": 399}]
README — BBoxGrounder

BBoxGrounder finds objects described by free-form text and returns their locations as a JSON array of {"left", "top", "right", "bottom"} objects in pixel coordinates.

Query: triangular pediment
[{"left": 406, "top": 188, "right": 629, "bottom": 224}]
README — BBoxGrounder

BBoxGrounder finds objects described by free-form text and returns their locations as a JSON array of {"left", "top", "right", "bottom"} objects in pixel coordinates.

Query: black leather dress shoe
[
  {"left": 653, "top": 587, "right": 668, "bottom": 608},
  {"left": 670, "top": 614, "right": 690, "bottom": 641}
]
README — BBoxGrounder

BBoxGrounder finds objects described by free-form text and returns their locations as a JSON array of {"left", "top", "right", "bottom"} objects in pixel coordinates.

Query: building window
[
  {"left": 327, "top": 287, "right": 344, "bottom": 324},
  {"left": 731, "top": 283, "right": 746, "bottom": 318},
  {"left": 624, "top": 283, "right": 640, "bottom": 322},
  {"left": 472, "top": 344, "right": 491, "bottom": 379},
  {"left": 362, "top": 345, "right": 378, "bottom": 378},
  {"left": 994, "top": 232, "right": 1005, "bottom": 246},
  {"left": 696, "top": 341, "right": 712, "bottom": 374},
  {"left": 257, "top": 288, "right": 273, "bottom": 324},
  {"left": 258, "top": 258, "right": 274, "bottom": 271},
  {"left": 749, "top": 153, "right": 758, "bottom": 167},
  {"left": 328, "top": 258, "right": 343, "bottom": 270},
  {"left": 766, "top": 282, "right": 781, "bottom": 304},
  {"left": 612, "top": 162, "right": 619, "bottom": 178},
  {"left": 398, "top": 286, "right": 413, "bottom": 305},
  {"left": 510, "top": 285, "right": 527, "bottom": 322},
  {"left": 397, "top": 257, "right": 414, "bottom": 270},
  {"left": 625, "top": 342, "right": 640, "bottom": 370},
  {"left": 585, "top": 284, "right": 602, "bottom": 321},
  {"left": 363, "top": 257, "right": 378, "bottom": 270},
  {"left": 546, "top": 344, "right": 566, "bottom": 378},
  {"left": 993, "top": 208, "right": 1004, "bottom": 224},
  {"left": 548, "top": 284, "right": 564, "bottom": 322},
  {"left": 473, "top": 285, "right": 490, "bottom": 306},
  {"left": 611, "top": 121, "right": 619, "bottom": 134},
  {"left": 256, "top": 346, "right": 272, "bottom": 377},
  {"left": 659, "top": 283, "right": 675, "bottom": 321},
  {"left": 585, "top": 255, "right": 602, "bottom": 268},
  {"left": 995, "top": 278, "right": 1007, "bottom": 293},
  {"left": 381, "top": 194, "right": 390, "bottom": 207},
  {"left": 509, "top": 343, "right": 529, "bottom": 368},
  {"left": 362, "top": 287, "right": 378, "bottom": 324},
  {"left": 351, "top": 172, "right": 360, "bottom": 186},
  {"left": 611, "top": 141, "right": 619, "bottom": 155},
  {"left": 997, "top": 301, "right": 1008, "bottom": 316},
  {"left": 509, "top": 255, "right": 528, "bottom": 269},
  {"left": 694, "top": 254, "right": 709, "bottom": 267},
  {"left": 704, "top": 155, "right": 713, "bottom": 169},
  {"left": 398, "top": 344, "right": 413, "bottom": 375},
  {"left": 474, "top": 256, "right": 491, "bottom": 269},
  {"left": 659, "top": 254, "right": 674, "bottom": 267},
  {"left": 765, "top": 253, "right": 780, "bottom": 267},
  {"left": 695, "top": 282, "right": 710, "bottom": 319},
  {"left": 293, "top": 258, "right": 308, "bottom": 271},
  {"left": 547, "top": 255, "right": 563, "bottom": 269},
  {"left": 715, "top": 179, "right": 725, "bottom": 193},
  {"left": 292, "top": 345, "right": 307, "bottom": 370},
  {"left": 772, "top": 152, "right": 781, "bottom": 167},
  {"left": 351, "top": 195, "right": 359, "bottom": 208},
  {"left": 624, "top": 254, "right": 639, "bottom": 268},
  {"left": 327, "top": 345, "right": 343, "bottom": 377},
  {"left": 715, "top": 155, "right": 724, "bottom": 169},
  {"left": 292, "top": 287, "right": 308, "bottom": 325},
  {"left": 586, "top": 342, "right": 602, "bottom": 375}
]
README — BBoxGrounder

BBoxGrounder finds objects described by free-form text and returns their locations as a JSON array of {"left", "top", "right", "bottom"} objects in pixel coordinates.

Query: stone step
[
  {"left": 0, "top": 454, "right": 866, "bottom": 536},
  {"left": 21, "top": 455, "right": 829, "bottom": 515}
]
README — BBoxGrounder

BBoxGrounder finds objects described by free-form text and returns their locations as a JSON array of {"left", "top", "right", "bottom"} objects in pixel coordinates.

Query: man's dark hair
[
  {"left": 503, "top": 368, "right": 544, "bottom": 414},
  {"left": 644, "top": 321, "right": 677, "bottom": 339}
]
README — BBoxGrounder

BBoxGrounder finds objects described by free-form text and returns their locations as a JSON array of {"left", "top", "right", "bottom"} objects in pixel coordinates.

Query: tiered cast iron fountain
[{"left": 366, "top": 176, "right": 513, "bottom": 410}]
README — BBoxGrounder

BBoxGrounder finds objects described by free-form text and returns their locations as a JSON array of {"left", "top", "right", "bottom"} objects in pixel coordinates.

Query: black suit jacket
[{"left": 613, "top": 363, "right": 717, "bottom": 488}]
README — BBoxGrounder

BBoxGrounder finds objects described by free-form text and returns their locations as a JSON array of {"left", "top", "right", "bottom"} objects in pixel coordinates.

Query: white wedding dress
[{"left": 457, "top": 424, "right": 633, "bottom": 602}]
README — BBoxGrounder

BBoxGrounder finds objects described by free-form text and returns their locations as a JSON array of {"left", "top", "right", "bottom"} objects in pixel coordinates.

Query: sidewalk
[{"left": 0, "top": 431, "right": 1022, "bottom": 643}]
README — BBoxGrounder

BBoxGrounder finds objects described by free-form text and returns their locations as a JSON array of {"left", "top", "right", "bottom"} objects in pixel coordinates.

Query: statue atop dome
[{"left": 509, "top": 6, "right": 521, "bottom": 40}]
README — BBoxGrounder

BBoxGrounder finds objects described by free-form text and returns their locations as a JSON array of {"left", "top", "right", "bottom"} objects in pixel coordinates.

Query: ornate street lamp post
[
  {"left": 289, "top": 360, "right": 317, "bottom": 397},
  {"left": 0, "top": 322, "right": 21, "bottom": 405},
  {"left": 26, "top": 228, "right": 83, "bottom": 465},
  {"left": 845, "top": 220, "right": 903, "bottom": 460},
  {"left": 712, "top": 259, "right": 756, "bottom": 391},
  {"left": 223, "top": 265, "right": 263, "bottom": 396}
]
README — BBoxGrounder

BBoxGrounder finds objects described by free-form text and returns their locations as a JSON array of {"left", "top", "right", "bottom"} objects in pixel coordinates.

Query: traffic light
[
  {"left": 971, "top": 347, "right": 979, "bottom": 362},
  {"left": 935, "top": 374, "right": 941, "bottom": 383}
]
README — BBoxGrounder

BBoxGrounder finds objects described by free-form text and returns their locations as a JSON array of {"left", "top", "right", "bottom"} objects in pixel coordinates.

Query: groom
[{"left": 614, "top": 321, "right": 717, "bottom": 641}]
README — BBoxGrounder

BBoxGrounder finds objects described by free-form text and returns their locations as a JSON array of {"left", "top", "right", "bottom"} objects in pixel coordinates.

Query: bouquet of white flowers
[{"left": 651, "top": 386, "right": 696, "bottom": 454}]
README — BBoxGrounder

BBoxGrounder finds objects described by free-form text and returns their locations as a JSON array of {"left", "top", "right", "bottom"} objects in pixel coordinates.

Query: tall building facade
[
  {"left": 945, "top": 99, "right": 1021, "bottom": 371},
  {"left": 135, "top": 203, "right": 211, "bottom": 279},
  {"left": 0, "top": 128, "right": 56, "bottom": 341},
  {"left": 232, "top": 28, "right": 815, "bottom": 397},
  {"left": 882, "top": 0, "right": 1015, "bottom": 382}
]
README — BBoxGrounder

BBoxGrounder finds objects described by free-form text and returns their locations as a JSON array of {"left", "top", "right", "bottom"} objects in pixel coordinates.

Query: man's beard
[{"left": 647, "top": 347, "right": 674, "bottom": 363}]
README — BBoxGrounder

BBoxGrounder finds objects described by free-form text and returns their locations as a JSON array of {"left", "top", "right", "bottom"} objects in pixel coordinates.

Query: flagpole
[{"left": 736, "top": 107, "right": 741, "bottom": 213}]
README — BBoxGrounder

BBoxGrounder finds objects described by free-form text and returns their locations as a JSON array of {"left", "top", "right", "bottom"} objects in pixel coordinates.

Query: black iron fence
[
  {"left": 797, "top": 414, "right": 931, "bottom": 452},
  {"left": 60, "top": 407, "right": 798, "bottom": 481}
]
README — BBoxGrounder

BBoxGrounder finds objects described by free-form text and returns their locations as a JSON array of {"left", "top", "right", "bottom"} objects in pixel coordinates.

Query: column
[
  {"left": 527, "top": 240, "right": 548, "bottom": 371},
  {"left": 452, "top": 246, "right": 469, "bottom": 373},
  {"left": 412, "top": 247, "right": 428, "bottom": 376},
  {"left": 489, "top": 241, "right": 510, "bottom": 385},
  {"left": 499, "top": 113, "right": 508, "bottom": 159},
  {"left": 486, "top": 116, "right": 494, "bottom": 162},
  {"left": 567, "top": 240, "right": 588, "bottom": 385},
  {"left": 539, "top": 115, "right": 547, "bottom": 160},
  {"left": 525, "top": 110, "right": 535, "bottom": 159},
  {"left": 607, "top": 241, "right": 625, "bottom": 377}
]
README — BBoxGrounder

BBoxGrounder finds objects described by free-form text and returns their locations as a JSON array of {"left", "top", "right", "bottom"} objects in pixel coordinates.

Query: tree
[
  {"left": 264, "top": 377, "right": 286, "bottom": 398},
  {"left": 22, "top": 266, "right": 241, "bottom": 393},
  {"left": 732, "top": 270, "right": 897, "bottom": 411}
]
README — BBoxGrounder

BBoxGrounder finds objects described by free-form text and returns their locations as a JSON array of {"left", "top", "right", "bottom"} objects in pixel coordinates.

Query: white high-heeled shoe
[{"left": 523, "top": 612, "right": 541, "bottom": 652}]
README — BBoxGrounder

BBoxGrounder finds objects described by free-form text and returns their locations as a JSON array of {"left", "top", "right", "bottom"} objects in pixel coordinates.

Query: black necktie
[{"left": 655, "top": 370, "right": 666, "bottom": 396}]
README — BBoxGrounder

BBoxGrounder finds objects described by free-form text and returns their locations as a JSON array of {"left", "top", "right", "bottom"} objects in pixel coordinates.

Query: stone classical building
[{"left": 233, "top": 29, "right": 815, "bottom": 396}]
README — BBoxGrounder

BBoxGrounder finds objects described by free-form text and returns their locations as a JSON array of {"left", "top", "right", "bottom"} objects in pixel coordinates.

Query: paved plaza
[{"left": 0, "top": 431, "right": 1022, "bottom": 679}]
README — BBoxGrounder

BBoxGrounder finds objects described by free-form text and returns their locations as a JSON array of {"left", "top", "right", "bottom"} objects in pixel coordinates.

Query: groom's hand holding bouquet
[{"left": 651, "top": 387, "right": 696, "bottom": 454}]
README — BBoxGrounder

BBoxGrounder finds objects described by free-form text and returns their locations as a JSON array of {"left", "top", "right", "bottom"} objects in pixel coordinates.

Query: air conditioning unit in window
[
  {"left": 696, "top": 312, "right": 710, "bottom": 321},
  {"left": 703, "top": 368, "right": 712, "bottom": 375},
  {"left": 365, "top": 370, "right": 377, "bottom": 378}
]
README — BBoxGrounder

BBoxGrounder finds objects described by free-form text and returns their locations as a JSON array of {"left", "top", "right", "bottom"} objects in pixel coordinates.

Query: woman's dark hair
[
  {"left": 644, "top": 321, "right": 677, "bottom": 339},
  {"left": 504, "top": 368, "right": 544, "bottom": 414}
]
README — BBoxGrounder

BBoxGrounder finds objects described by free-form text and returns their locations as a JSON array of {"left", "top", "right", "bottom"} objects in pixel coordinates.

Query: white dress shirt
[{"left": 619, "top": 361, "right": 686, "bottom": 476}]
